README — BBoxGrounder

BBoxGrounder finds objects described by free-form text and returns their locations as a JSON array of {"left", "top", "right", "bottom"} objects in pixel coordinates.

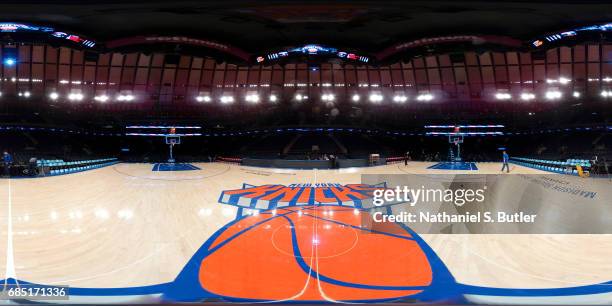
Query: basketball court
[
  {"left": 2, "top": 162, "right": 611, "bottom": 304},
  {"left": 0, "top": 1, "right": 611, "bottom": 305}
]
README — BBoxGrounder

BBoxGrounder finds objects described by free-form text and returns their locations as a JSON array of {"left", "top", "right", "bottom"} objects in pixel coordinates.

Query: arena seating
[
  {"left": 510, "top": 157, "right": 591, "bottom": 175},
  {"left": 42, "top": 157, "right": 119, "bottom": 176}
]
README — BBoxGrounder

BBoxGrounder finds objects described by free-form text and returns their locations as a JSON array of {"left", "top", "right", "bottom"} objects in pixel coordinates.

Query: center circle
[{"left": 270, "top": 213, "right": 359, "bottom": 259}]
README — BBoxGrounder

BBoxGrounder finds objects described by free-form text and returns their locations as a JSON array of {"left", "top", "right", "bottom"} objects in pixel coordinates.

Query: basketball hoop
[
  {"left": 165, "top": 135, "right": 181, "bottom": 163},
  {"left": 448, "top": 135, "right": 464, "bottom": 161},
  {"left": 450, "top": 135, "right": 463, "bottom": 146}
]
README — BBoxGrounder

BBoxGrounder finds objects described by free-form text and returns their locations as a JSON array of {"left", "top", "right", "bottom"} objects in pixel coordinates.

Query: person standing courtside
[
  {"left": 501, "top": 150, "right": 510, "bottom": 173},
  {"left": 3, "top": 151, "right": 13, "bottom": 177},
  {"left": 404, "top": 151, "right": 411, "bottom": 166}
]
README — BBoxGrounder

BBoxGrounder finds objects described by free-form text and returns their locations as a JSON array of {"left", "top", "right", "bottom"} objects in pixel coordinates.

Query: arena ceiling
[
  {"left": 1, "top": 0, "right": 612, "bottom": 53},
  {"left": 0, "top": 0, "right": 610, "bottom": 129}
]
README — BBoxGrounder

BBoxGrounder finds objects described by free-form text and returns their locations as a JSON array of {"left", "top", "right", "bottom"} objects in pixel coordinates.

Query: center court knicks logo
[{"left": 218, "top": 183, "right": 385, "bottom": 209}]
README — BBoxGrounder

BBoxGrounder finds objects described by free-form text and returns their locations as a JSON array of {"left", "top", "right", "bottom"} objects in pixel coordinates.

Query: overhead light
[
  {"left": 220, "top": 95, "right": 234, "bottom": 104},
  {"left": 94, "top": 95, "right": 109, "bottom": 102},
  {"left": 68, "top": 93, "right": 84, "bottom": 101},
  {"left": 321, "top": 93, "right": 335, "bottom": 101},
  {"left": 546, "top": 77, "right": 571, "bottom": 84},
  {"left": 392, "top": 94, "right": 408, "bottom": 103},
  {"left": 3, "top": 58, "right": 15, "bottom": 66},
  {"left": 196, "top": 93, "right": 211, "bottom": 103},
  {"left": 269, "top": 94, "right": 278, "bottom": 102},
  {"left": 601, "top": 90, "right": 612, "bottom": 98},
  {"left": 494, "top": 92, "right": 512, "bottom": 100},
  {"left": 18, "top": 91, "right": 31, "bottom": 98},
  {"left": 416, "top": 93, "right": 433, "bottom": 101},
  {"left": 49, "top": 92, "right": 59, "bottom": 100},
  {"left": 245, "top": 93, "right": 260, "bottom": 103},
  {"left": 573, "top": 91, "right": 581, "bottom": 98},
  {"left": 368, "top": 93, "right": 383, "bottom": 103},
  {"left": 294, "top": 93, "right": 308, "bottom": 101},
  {"left": 117, "top": 94, "right": 135, "bottom": 102},
  {"left": 520, "top": 93, "right": 536, "bottom": 101},
  {"left": 351, "top": 94, "right": 360, "bottom": 102},
  {"left": 558, "top": 77, "right": 571, "bottom": 85},
  {"left": 545, "top": 90, "right": 562, "bottom": 100}
]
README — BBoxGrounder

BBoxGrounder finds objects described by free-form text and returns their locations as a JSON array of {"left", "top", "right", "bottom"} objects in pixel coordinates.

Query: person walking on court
[
  {"left": 3, "top": 150, "right": 13, "bottom": 177},
  {"left": 501, "top": 150, "right": 510, "bottom": 173},
  {"left": 404, "top": 151, "right": 411, "bottom": 166}
]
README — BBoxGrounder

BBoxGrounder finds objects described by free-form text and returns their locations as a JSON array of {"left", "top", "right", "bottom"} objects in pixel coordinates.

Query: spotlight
[
  {"left": 18, "top": 91, "right": 31, "bottom": 98},
  {"left": 392, "top": 94, "right": 407, "bottom": 103},
  {"left": 544, "top": 90, "right": 562, "bottom": 100},
  {"left": 520, "top": 93, "right": 535, "bottom": 101},
  {"left": 68, "top": 93, "right": 84, "bottom": 101},
  {"left": 494, "top": 92, "right": 512, "bottom": 100},
  {"left": 94, "top": 95, "right": 109, "bottom": 102},
  {"left": 3, "top": 58, "right": 15, "bottom": 66},
  {"left": 601, "top": 90, "right": 612, "bottom": 98},
  {"left": 245, "top": 93, "right": 260, "bottom": 103},
  {"left": 269, "top": 94, "right": 278, "bottom": 102},
  {"left": 321, "top": 93, "right": 335, "bottom": 101},
  {"left": 220, "top": 95, "right": 234, "bottom": 104},
  {"left": 368, "top": 93, "right": 383, "bottom": 103},
  {"left": 573, "top": 91, "right": 581, "bottom": 98},
  {"left": 416, "top": 93, "right": 433, "bottom": 101},
  {"left": 49, "top": 92, "right": 59, "bottom": 100},
  {"left": 351, "top": 94, "right": 360, "bottom": 102}
]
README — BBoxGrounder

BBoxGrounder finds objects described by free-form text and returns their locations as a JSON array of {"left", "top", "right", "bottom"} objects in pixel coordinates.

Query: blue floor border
[
  {"left": 428, "top": 162, "right": 478, "bottom": 170},
  {"left": 152, "top": 163, "right": 201, "bottom": 171}
]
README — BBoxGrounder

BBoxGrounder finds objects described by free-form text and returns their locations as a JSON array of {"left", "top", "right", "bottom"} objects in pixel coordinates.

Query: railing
[
  {"left": 216, "top": 157, "right": 242, "bottom": 164},
  {"left": 385, "top": 156, "right": 406, "bottom": 164}
]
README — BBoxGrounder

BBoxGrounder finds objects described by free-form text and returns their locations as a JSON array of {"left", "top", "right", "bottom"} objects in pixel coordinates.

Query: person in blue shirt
[
  {"left": 3, "top": 151, "right": 13, "bottom": 177},
  {"left": 501, "top": 150, "right": 509, "bottom": 173}
]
